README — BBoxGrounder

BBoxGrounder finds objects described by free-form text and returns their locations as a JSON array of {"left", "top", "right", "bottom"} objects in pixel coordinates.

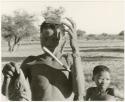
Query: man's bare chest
[
  {"left": 28, "top": 63, "right": 73, "bottom": 100},
  {"left": 29, "top": 63, "right": 71, "bottom": 84}
]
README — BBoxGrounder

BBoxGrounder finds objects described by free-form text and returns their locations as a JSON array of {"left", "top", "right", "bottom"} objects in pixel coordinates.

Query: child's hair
[{"left": 93, "top": 65, "right": 110, "bottom": 76}]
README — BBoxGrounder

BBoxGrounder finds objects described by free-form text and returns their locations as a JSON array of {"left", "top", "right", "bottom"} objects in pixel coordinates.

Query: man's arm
[
  {"left": 2, "top": 59, "right": 32, "bottom": 101},
  {"left": 9, "top": 56, "right": 36, "bottom": 101},
  {"left": 70, "top": 53, "right": 85, "bottom": 100},
  {"left": 18, "top": 56, "right": 38, "bottom": 100},
  {"left": 63, "top": 18, "right": 85, "bottom": 100}
]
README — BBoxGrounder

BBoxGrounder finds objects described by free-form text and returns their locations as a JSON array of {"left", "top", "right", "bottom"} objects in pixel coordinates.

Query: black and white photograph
[{"left": 1, "top": 0, "right": 124, "bottom": 101}]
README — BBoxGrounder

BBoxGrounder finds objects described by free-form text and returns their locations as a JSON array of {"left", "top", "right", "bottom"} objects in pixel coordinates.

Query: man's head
[
  {"left": 92, "top": 65, "right": 111, "bottom": 91},
  {"left": 40, "top": 21, "right": 65, "bottom": 52}
]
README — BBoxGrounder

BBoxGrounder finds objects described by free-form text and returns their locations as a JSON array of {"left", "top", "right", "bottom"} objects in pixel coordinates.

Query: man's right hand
[{"left": 2, "top": 62, "right": 20, "bottom": 78}]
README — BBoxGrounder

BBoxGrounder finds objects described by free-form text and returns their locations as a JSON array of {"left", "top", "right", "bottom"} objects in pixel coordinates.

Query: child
[{"left": 86, "top": 65, "right": 124, "bottom": 101}]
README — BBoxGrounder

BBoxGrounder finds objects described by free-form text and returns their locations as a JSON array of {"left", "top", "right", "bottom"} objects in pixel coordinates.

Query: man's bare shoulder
[
  {"left": 20, "top": 55, "right": 43, "bottom": 77},
  {"left": 21, "top": 55, "right": 43, "bottom": 65}
]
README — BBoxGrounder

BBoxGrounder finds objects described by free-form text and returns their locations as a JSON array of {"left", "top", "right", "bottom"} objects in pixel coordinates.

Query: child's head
[{"left": 92, "top": 65, "right": 111, "bottom": 90}]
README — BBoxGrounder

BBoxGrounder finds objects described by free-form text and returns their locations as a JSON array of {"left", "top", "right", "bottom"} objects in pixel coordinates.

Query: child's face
[{"left": 93, "top": 71, "right": 111, "bottom": 90}]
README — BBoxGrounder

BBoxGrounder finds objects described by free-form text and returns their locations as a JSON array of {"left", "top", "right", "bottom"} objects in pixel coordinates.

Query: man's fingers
[
  {"left": 58, "top": 31, "right": 63, "bottom": 40},
  {"left": 10, "top": 62, "right": 19, "bottom": 74},
  {"left": 4, "top": 63, "right": 15, "bottom": 72},
  {"left": 2, "top": 62, "right": 20, "bottom": 77},
  {"left": 65, "top": 29, "right": 73, "bottom": 39},
  {"left": 3, "top": 70, "right": 13, "bottom": 77},
  {"left": 10, "top": 62, "right": 15, "bottom": 66},
  {"left": 10, "top": 62, "right": 20, "bottom": 74},
  {"left": 65, "top": 17, "right": 76, "bottom": 29},
  {"left": 2, "top": 64, "right": 15, "bottom": 77},
  {"left": 7, "top": 71, "right": 14, "bottom": 77},
  {"left": 62, "top": 22, "right": 73, "bottom": 32}
]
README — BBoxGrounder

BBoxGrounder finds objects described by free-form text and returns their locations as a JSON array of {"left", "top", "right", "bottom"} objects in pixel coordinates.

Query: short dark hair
[{"left": 93, "top": 65, "right": 110, "bottom": 76}]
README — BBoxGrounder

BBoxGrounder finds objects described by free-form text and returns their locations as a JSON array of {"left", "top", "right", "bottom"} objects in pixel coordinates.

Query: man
[{"left": 2, "top": 16, "right": 85, "bottom": 101}]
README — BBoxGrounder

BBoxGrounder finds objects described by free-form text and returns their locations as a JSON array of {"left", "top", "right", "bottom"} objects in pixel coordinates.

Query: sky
[{"left": 1, "top": 0, "right": 124, "bottom": 34}]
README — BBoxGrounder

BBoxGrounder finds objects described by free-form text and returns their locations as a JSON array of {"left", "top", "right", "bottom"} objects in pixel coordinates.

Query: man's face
[
  {"left": 93, "top": 71, "right": 111, "bottom": 91},
  {"left": 40, "top": 23, "right": 64, "bottom": 52}
]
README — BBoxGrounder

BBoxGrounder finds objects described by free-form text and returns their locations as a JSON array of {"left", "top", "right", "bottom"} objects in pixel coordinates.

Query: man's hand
[
  {"left": 62, "top": 18, "right": 85, "bottom": 100},
  {"left": 54, "top": 17, "right": 80, "bottom": 58},
  {"left": 2, "top": 62, "right": 20, "bottom": 78},
  {"left": 2, "top": 62, "right": 20, "bottom": 99},
  {"left": 62, "top": 17, "right": 79, "bottom": 54},
  {"left": 2, "top": 62, "right": 31, "bottom": 101},
  {"left": 53, "top": 25, "right": 67, "bottom": 58}
]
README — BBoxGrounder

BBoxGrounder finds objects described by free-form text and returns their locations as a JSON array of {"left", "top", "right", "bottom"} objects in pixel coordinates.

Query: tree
[
  {"left": 101, "top": 33, "right": 108, "bottom": 36},
  {"left": 86, "top": 34, "right": 96, "bottom": 40},
  {"left": 77, "top": 29, "right": 86, "bottom": 39},
  {"left": 118, "top": 30, "right": 124, "bottom": 36},
  {"left": 2, "top": 10, "right": 38, "bottom": 52}
]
